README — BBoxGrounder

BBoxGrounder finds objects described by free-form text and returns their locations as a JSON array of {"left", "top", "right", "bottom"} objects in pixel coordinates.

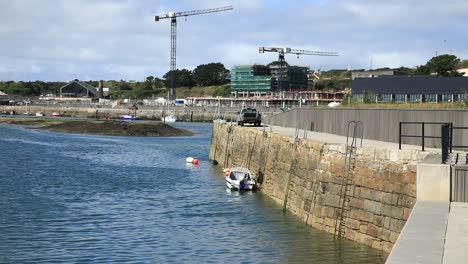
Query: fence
[
  {"left": 399, "top": 122, "right": 452, "bottom": 151},
  {"left": 442, "top": 125, "right": 468, "bottom": 164},
  {"left": 268, "top": 108, "right": 468, "bottom": 148},
  {"left": 451, "top": 166, "right": 468, "bottom": 202}
]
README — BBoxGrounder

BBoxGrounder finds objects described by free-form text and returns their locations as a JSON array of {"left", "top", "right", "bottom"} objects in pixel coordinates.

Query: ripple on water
[{"left": 0, "top": 123, "right": 386, "bottom": 263}]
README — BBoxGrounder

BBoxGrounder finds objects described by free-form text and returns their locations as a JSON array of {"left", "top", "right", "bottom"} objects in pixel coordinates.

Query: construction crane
[
  {"left": 155, "top": 6, "right": 233, "bottom": 101},
  {"left": 259, "top": 47, "right": 338, "bottom": 91}
]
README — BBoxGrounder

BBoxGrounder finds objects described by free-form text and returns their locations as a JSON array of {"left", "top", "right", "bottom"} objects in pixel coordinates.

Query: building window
[
  {"left": 441, "top": 94, "right": 451, "bottom": 102},
  {"left": 425, "top": 94, "right": 437, "bottom": 102},
  {"left": 409, "top": 94, "right": 421, "bottom": 102},
  {"left": 353, "top": 94, "right": 363, "bottom": 100},
  {"left": 395, "top": 94, "right": 406, "bottom": 102},
  {"left": 377, "top": 94, "right": 392, "bottom": 102}
]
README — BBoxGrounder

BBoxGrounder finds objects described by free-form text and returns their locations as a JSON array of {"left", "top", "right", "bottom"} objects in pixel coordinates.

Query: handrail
[
  {"left": 442, "top": 126, "right": 468, "bottom": 164},
  {"left": 347, "top": 121, "right": 363, "bottom": 148},
  {"left": 399, "top": 122, "right": 452, "bottom": 151}
]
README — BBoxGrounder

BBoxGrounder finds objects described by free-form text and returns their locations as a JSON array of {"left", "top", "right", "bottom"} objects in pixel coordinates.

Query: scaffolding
[
  {"left": 231, "top": 64, "right": 310, "bottom": 93},
  {"left": 230, "top": 65, "right": 272, "bottom": 92}
]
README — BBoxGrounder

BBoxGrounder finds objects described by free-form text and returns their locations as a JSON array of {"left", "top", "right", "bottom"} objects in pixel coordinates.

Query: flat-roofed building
[{"left": 352, "top": 76, "right": 468, "bottom": 103}]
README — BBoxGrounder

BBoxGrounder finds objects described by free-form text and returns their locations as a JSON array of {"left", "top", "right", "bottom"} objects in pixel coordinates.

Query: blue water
[{"left": 0, "top": 122, "right": 386, "bottom": 263}]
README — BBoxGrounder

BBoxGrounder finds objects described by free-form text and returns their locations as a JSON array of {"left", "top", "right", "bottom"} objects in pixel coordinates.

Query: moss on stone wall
[{"left": 209, "top": 123, "right": 429, "bottom": 253}]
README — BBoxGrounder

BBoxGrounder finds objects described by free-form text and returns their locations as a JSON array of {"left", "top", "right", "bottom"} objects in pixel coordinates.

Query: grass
[
  {"left": 340, "top": 101, "right": 468, "bottom": 109},
  {"left": 171, "top": 85, "right": 225, "bottom": 98}
]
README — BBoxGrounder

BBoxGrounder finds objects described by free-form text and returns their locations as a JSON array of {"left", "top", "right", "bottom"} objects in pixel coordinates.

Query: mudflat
[{"left": 0, "top": 117, "right": 192, "bottom": 137}]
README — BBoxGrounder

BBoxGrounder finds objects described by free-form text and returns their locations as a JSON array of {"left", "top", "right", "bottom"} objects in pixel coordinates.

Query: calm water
[{"left": 0, "top": 122, "right": 386, "bottom": 263}]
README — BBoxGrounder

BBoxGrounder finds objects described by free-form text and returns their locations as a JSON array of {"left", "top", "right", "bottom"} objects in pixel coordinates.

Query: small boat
[
  {"left": 35, "top": 112, "right": 44, "bottom": 117},
  {"left": 119, "top": 115, "right": 136, "bottom": 120},
  {"left": 213, "top": 118, "right": 225, "bottom": 124},
  {"left": 225, "top": 167, "right": 257, "bottom": 191},
  {"left": 163, "top": 114, "right": 176, "bottom": 123},
  {"left": 52, "top": 112, "right": 61, "bottom": 117}
]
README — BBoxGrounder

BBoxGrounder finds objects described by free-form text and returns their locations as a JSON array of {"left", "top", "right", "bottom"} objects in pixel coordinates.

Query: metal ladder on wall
[{"left": 335, "top": 121, "right": 363, "bottom": 239}]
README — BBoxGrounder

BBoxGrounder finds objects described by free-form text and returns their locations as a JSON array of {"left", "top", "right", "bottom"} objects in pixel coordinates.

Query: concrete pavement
[
  {"left": 443, "top": 202, "right": 468, "bottom": 264},
  {"left": 385, "top": 201, "right": 450, "bottom": 264}
]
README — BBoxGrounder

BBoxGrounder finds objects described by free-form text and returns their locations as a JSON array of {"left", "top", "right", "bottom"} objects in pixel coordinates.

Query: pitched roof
[
  {"left": 352, "top": 76, "right": 468, "bottom": 95},
  {"left": 59, "top": 81, "right": 97, "bottom": 97}
]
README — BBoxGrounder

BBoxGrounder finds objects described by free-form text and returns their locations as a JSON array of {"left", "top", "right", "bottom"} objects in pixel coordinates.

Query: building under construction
[
  {"left": 230, "top": 65, "right": 272, "bottom": 95},
  {"left": 230, "top": 64, "right": 310, "bottom": 96}
]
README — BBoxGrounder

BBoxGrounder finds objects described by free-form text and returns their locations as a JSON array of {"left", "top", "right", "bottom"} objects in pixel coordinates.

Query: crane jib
[
  {"left": 258, "top": 46, "right": 339, "bottom": 56},
  {"left": 155, "top": 6, "right": 233, "bottom": 20}
]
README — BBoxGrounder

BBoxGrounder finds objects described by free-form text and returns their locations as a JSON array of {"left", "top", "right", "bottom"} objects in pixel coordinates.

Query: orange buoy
[{"left": 192, "top": 159, "right": 199, "bottom": 165}]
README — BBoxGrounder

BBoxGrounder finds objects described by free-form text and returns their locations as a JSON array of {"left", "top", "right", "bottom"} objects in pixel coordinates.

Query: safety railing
[
  {"left": 399, "top": 122, "right": 452, "bottom": 151},
  {"left": 442, "top": 125, "right": 468, "bottom": 164}
]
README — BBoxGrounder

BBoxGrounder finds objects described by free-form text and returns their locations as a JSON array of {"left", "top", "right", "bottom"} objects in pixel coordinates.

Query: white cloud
[{"left": 0, "top": 0, "right": 467, "bottom": 81}]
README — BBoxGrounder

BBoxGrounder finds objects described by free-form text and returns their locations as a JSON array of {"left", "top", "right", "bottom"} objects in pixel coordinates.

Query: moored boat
[
  {"left": 52, "top": 112, "right": 61, "bottom": 117},
  {"left": 119, "top": 115, "right": 137, "bottom": 120},
  {"left": 35, "top": 112, "right": 44, "bottom": 117},
  {"left": 163, "top": 114, "right": 176, "bottom": 123},
  {"left": 225, "top": 167, "right": 257, "bottom": 191}
]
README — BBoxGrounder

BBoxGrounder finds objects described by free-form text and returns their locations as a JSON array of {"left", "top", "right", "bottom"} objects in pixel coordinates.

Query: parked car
[{"left": 237, "top": 107, "right": 261, "bottom": 126}]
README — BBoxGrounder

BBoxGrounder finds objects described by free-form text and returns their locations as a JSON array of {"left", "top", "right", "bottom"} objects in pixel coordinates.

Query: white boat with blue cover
[
  {"left": 119, "top": 115, "right": 136, "bottom": 120},
  {"left": 225, "top": 167, "right": 257, "bottom": 191}
]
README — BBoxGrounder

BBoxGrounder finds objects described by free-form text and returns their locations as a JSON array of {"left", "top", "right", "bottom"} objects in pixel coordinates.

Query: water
[{"left": 0, "top": 122, "right": 386, "bottom": 263}]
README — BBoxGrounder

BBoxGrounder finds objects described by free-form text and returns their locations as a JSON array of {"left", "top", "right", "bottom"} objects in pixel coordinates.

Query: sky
[{"left": 0, "top": 0, "right": 467, "bottom": 81}]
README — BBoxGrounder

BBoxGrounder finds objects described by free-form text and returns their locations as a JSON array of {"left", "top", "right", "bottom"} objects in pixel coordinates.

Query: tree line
[
  {"left": 0, "top": 62, "right": 230, "bottom": 99},
  {"left": 163, "top": 62, "right": 229, "bottom": 87},
  {"left": 1, "top": 56, "right": 466, "bottom": 99}
]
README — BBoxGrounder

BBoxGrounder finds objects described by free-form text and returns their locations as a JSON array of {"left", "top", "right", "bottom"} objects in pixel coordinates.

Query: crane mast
[
  {"left": 155, "top": 6, "right": 233, "bottom": 101},
  {"left": 259, "top": 46, "right": 338, "bottom": 91}
]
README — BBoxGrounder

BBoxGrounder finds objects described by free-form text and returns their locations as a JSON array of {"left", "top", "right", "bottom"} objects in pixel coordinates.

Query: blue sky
[{"left": 0, "top": 0, "right": 467, "bottom": 81}]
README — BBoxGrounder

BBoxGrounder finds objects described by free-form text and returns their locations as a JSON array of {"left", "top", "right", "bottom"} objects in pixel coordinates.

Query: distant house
[
  {"left": 351, "top": 70, "right": 408, "bottom": 80},
  {"left": 352, "top": 76, "right": 468, "bottom": 103},
  {"left": 59, "top": 80, "right": 97, "bottom": 97},
  {"left": 458, "top": 68, "right": 468, "bottom": 77}
]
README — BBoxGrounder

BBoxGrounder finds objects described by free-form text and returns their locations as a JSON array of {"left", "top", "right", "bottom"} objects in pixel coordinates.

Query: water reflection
[{"left": 0, "top": 122, "right": 386, "bottom": 263}]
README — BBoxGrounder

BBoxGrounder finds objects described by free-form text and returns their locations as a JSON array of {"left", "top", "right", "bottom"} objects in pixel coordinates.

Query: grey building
[
  {"left": 352, "top": 76, "right": 468, "bottom": 103},
  {"left": 59, "top": 81, "right": 97, "bottom": 97},
  {"left": 351, "top": 70, "right": 399, "bottom": 80}
]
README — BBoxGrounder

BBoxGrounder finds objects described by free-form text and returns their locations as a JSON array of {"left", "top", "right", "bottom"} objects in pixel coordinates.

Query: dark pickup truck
[{"left": 237, "top": 108, "right": 262, "bottom": 126}]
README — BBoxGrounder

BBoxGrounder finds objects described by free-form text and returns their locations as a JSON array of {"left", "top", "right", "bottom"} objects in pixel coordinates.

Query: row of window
[{"left": 354, "top": 93, "right": 468, "bottom": 103}]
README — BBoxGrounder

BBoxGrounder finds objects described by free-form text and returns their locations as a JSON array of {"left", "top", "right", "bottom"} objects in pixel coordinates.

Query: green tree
[
  {"left": 5, "top": 81, "right": 25, "bottom": 95},
  {"left": 163, "top": 69, "right": 194, "bottom": 87},
  {"left": 130, "top": 76, "right": 164, "bottom": 99},
  {"left": 116, "top": 80, "right": 132, "bottom": 90},
  {"left": 414, "top": 65, "right": 431, "bottom": 75},
  {"left": 192, "top": 63, "right": 229, "bottom": 86},
  {"left": 426, "top": 54, "right": 462, "bottom": 77},
  {"left": 393, "top": 66, "right": 415, "bottom": 75},
  {"left": 363, "top": 90, "right": 374, "bottom": 104}
]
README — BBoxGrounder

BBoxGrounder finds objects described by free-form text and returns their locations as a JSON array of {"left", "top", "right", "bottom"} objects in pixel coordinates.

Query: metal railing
[
  {"left": 347, "top": 121, "right": 363, "bottom": 148},
  {"left": 442, "top": 125, "right": 468, "bottom": 164},
  {"left": 399, "top": 122, "right": 452, "bottom": 151}
]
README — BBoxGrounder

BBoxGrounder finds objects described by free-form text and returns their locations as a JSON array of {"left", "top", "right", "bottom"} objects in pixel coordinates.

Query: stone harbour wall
[
  {"left": 209, "top": 123, "right": 430, "bottom": 253},
  {"left": 1, "top": 105, "right": 215, "bottom": 121}
]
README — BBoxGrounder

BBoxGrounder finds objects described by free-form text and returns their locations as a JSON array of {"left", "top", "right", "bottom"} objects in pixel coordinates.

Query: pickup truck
[{"left": 237, "top": 108, "right": 261, "bottom": 126}]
